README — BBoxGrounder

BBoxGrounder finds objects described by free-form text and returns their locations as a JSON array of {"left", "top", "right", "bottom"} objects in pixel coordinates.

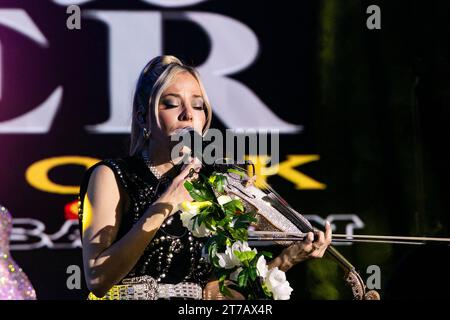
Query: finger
[
  {"left": 184, "top": 168, "right": 197, "bottom": 181},
  {"left": 180, "top": 156, "right": 194, "bottom": 171},
  {"left": 316, "top": 243, "right": 328, "bottom": 256},
  {"left": 178, "top": 145, "right": 192, "bottom": 157},
  {"left": 176, "top": 161, "right": 195, "bottom": 183},
  {"left": 192, "top": 157, "right": 202, "bottom": 167},
  {"left": 181, "top": 158, "right": 201, "bottom": 173},
  {"left": 315, "top": 250, "right": 325, "bottom": 258},
  {"left": 304, "top": 232, "right": 314, "bottom": 245},
  {"left": 189, "top": 171, "right": 200, "bottom": 181},
  {"left": 316, "top": 224, "right": 332, "bottom": 257},
  {"left": 304, "top": 244, "right": 314, "bottom": 254},
  {"left": 325, "top": 221, "right": 332, "bottom": 244},
  {"left": 181, "top": 160, "right": 202, "bottom": 180},
  {"left": 306, "top": 231, "right": 323, "bottom": 258},
  {"left": 315, "top": 231, "right": 325, "bottom": 247},
  {"left": 172, "top": 144, "right": 193, "bottom": 167},
  {"left": 302, "top": 232, "right": 314, "bottom": 255}
]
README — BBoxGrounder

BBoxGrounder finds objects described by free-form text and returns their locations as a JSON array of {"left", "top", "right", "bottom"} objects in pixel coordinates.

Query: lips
[{"left": 171, "top": 126, "right": 194, "bottom": 135}]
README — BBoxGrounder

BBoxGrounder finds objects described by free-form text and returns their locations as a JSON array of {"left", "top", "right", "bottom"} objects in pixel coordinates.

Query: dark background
[{"left": 0, "top": 0, "right": 449, "bottom": 299}]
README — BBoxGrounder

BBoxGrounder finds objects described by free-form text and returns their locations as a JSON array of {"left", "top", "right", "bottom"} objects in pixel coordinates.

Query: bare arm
[
  {"left": 268, "top": 222, "right": 332, "bottom": 272},
  {"left": 82, "top": 161, "right": 200, "bottom": 297}
]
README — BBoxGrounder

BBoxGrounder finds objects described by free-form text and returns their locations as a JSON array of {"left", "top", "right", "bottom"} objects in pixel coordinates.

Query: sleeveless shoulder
[
  {"left": 77, "top": 156, "right": 159, "bottom": 239},
  {"left": 77, "top": 158, "right": 124, "bottom": 218},
  {"left": 77, "top": 158, "right": 121, "bottom": 238}
]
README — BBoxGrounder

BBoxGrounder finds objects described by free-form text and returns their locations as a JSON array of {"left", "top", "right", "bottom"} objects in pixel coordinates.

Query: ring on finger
[{"left": 185, "top": 168, "right": 196, "bottom": 180}]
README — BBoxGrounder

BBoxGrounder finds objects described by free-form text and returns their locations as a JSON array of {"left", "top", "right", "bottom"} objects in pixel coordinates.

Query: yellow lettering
[
  {"left": 25, "top": 156, "right": 99, "bottom": 194},
  {"left": 246, "top": 155, "right": 326, "bottom": 190}
]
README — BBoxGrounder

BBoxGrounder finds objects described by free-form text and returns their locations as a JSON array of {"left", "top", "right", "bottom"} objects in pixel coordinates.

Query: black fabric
[{"left": 78, "top": 155, "right": 211, "bottom": 287}]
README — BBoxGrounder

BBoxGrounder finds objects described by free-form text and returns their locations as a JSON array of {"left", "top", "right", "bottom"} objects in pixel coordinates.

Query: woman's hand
[
  {"left": 269, "top": 222, "right": 332, "bottom": 272},
  {"left": 156, "top": 157, "right": 202, "bottom": 216},
  {"left": 203, "top": 280, "right": 245, "bottom": 300}
]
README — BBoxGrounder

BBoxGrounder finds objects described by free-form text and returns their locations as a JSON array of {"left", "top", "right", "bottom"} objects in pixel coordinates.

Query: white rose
[
  {"left": 231, "top": 241, "right": 256, "bottom": 254},
  {"left": 256, "top": 256, "right": 268, "bottom": 278},
  {"left": 264, "top": 267, "right": 293, "bottom": 300},
  {"left": 192, "top": 221, "right": 213, "bottom": 238},
  {"left": 264, "top": 267, "right": 286, "bottom": 291},
  {"left": 216, "top": 246, "right": 240, "bottom": 269},
  {"left": 216, "top": 241, "right": 257, "bottom": 269},
  {"left": 271, "top": 281, "right": 293, "bottom": 300},
  {"left": 179, "top": 210, "right": 196, "bottom": 229},
  {"left": 179, "top": 201, "right": 213, "bottom": 237}
]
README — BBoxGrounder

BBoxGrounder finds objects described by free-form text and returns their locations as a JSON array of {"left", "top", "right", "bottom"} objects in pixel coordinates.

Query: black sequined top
[{"left": 78, "top": 155, "right": 212, "bottom": 287}]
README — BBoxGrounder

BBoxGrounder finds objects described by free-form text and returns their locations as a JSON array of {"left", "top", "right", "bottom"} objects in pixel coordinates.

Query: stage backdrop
[{"left": 1, "top": 0, "right": 449, "bottom": 299}]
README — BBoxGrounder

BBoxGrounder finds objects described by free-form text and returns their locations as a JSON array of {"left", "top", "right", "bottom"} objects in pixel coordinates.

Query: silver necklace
[{"left": 141, "top": 149, "right": 163, "bottom": 180}]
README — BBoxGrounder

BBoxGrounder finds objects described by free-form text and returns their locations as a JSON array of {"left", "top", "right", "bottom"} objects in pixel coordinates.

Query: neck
[{"left": 144, "top": 140, "right": 175, "bottom": 177}]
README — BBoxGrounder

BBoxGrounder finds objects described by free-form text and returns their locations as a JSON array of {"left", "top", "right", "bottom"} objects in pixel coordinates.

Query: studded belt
[{"left": 87, "top": 275, "right": 203, "bottom": 300}]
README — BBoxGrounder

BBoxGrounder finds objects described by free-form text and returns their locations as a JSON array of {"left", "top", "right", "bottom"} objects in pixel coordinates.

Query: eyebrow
[{"left": 162, "top": 93, "right": 203, "bottom": 99}]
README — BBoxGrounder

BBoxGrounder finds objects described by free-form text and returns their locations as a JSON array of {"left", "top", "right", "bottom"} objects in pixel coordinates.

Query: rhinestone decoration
[
  {"left": 141, "top": 149, "right": 163, "bottom": 180},
  {"left": 0, "top": 205, "right": 36, "bottom": 300}
]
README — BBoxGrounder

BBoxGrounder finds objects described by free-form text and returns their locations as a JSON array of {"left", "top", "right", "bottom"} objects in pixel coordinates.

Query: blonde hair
[{"left": 129, "top": 55, "right": 212, "bottom": 157}]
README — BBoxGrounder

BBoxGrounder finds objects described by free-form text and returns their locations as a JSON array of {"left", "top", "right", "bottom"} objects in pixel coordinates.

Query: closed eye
[
  {"left": 193, "top": 104, "right": 205, "bottom": 111},
  {"left": 161, "top": 98, "right": 180, "bottom": 109}
]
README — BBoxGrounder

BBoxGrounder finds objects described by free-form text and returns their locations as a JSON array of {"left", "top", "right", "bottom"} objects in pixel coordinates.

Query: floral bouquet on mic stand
[{"left": 178, "top": 168, "right": 293, "bottom": 300}]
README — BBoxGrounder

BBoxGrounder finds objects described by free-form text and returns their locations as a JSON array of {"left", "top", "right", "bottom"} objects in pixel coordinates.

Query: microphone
[
  {"left": 170, "top": 127, "right": 252, "bottom": 175},
  {"left": 170, "top": 127, "right": 214, "bottom": 174}
]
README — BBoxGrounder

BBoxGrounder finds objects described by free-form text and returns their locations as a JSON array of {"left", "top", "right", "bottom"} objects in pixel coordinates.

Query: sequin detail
[{"left": 0, "top": 205, "right": 36, "bottom": 300}]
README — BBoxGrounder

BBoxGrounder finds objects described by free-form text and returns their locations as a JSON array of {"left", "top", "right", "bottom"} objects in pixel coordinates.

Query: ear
[{"left": 136, "top": 110, "right": 146, "bottom": 128}]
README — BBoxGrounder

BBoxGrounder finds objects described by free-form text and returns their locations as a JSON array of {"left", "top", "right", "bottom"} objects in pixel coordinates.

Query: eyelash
[
  {"left": 164, "top": 103, "right": 204, "bottom": 110},
  {"left": 193, "top": 105, "right": 205, "bottom": 110}
]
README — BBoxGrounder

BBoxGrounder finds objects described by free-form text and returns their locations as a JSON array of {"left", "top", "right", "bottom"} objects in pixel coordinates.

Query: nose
[{"left": 179, "top": 104, "right": 193, "bottom": 122}]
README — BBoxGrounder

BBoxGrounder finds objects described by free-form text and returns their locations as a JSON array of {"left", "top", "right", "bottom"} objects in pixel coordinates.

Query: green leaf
[
  {"left": 207, "top": 240, "right": 219, "bottom": 267},
  {"left": 218, "top": 274, "right": 234, "bottom": 298},
  {"left": 234, "top": 213, "right": 257, "bottom": 229},
  {"left": 223, "top": 200, "right": 245, "bottom": 215},
  {"left": 238, "top": 270, "right": 249, "bottom": 287},
  {"left": 261, "top": 282, "right": 273, "bottom": 298},
  {"left": 227, "top": 228, "right": 246, "bottom": 242},
  {"left": 261, "top": 251, "right": 273, "bottom": 259},
  {"left": 234, "top": 250, "right": 257, "bottom": 264},
  {"left": 183, "top": 181, "right": 206, "bottom": 201},
  {"left": 215, "top": 174, "right": 226, "bottom": 193},
  {"left": 183, "top": 180, "right": 217, "bottom": 201},
  {"left": 249, "top": 267, "right": 258, "bottom": 281}
]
